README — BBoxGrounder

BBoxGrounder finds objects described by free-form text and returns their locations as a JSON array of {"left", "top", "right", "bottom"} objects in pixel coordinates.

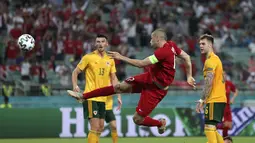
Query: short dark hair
[
  {"left": 96, "top": 34, "right": 108, "bottom": 40},
  {"left": 199, "top": 34, "right": 214, "bottom": 44},
  {"left": 224, "top": 136, "right": 233, "bottom": 142}
]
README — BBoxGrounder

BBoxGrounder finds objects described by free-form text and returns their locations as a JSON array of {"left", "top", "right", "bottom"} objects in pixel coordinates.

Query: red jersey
[
  {"left": 74, "top": 40, "right": 83, "bottom": 57},
  {"left": 64, "top": 40, "right": 74, "bottom": 54},
  {"left": 225, "top": 80, "right": 236, "bottom": 104},
  {"left": 6, "top": 42, "right": 20, "bottom": 59},
  {"left": 150, "top": 41, "right": 181, "bottom": 87}
]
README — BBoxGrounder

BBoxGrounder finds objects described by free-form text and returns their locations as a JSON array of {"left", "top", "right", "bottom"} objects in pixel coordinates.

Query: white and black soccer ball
[{"left": 17, "top": 34, "right": 35, "bottom": 51}]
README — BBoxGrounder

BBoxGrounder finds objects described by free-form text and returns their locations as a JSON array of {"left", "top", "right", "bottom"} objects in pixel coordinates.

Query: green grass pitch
[{"left": 0, "top": 137, "right": 254, "bottom": 143}]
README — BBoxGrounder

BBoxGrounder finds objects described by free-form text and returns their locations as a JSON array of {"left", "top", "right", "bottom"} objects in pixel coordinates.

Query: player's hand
[
  {"left": 73, "top": 85, "right": 81, "bottom": 92},
  {"left": 195, "top": 100, "right": 204, "bottom": 113},
  {"left": 107, "top": 51, "right": 123, "bottom": 60},
  {"left": 230, "top": 98, "right": 235, "bottom": 104},
  {"left": 187, "top": 76, "right": 196, "bottom": 89},
  {"left": 116, "top": 95, "right": 122, "bottom": 111}
]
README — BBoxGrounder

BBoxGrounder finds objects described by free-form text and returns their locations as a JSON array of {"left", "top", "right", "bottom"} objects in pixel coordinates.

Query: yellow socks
[
  {"left": 111, "top": 130, "right": 118, "bottom": 143},
  {"left": 88, "top": 130, "right": 98, "bottom": 143},
  {"left": 97, "top": 131, "right": 101, "bottom": 143},
  {"left": 88, "top": 130, "right": 118, "bottom": 143},
  {"left": 204, "top": 124, "right": 224, "bottom": 143},
  {"left": 204, "top": 125, "right": 217, "bottom": 143},
  {"left": 215, "top": 130, "right": 224, "bottom": 143}
]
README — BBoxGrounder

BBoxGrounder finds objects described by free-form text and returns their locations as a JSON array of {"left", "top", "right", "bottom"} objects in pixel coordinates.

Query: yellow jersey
[
  {"left": 106, "top": 96, "right": 113, "bottom": 110},
  {"left": 203, "top": 52, "right": 226, "bottom": 103},
  {"left": 77, "top": 50, "right": 116, "bottom": 102}
]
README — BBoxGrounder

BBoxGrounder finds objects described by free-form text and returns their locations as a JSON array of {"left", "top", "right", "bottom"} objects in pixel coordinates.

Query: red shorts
[
  {"left": 125, "top": 72, "right": 171, "bottom": 117},
  {"left": 223, "top": 104, "right": 232, "bottom": 122}
]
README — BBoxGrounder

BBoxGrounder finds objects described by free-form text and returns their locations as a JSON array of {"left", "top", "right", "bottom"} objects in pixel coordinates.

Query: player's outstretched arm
[
  {"left": 177, "top": 50, "right": 192, "bottom": 77},
  {"left": 107, "top": 51, "right": 152, "bottom": 68},
  {"left": 72, "top": 67, "right": 82, "bottom": 92},
  {"left": 177, "top": 50, "right": 196, "bottom": 88}
]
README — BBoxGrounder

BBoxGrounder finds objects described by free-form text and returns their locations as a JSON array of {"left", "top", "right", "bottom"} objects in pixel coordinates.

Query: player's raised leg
[
  {"left": 67, "top": 81, "right": 132, "bottom": 100},
  {"left": 68, "top": 71, "right": 154, "bottom": 101},
  {"left": 132, "top": 88, "right": 167, "bottom": 134},
  {"left": 133, "top": 112, "right": 166, "bottom": 134}
]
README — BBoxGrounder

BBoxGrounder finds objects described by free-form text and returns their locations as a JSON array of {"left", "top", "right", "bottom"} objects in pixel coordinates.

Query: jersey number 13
[{"left": 99, "top": 68, "right": 105, "bottom": 76}]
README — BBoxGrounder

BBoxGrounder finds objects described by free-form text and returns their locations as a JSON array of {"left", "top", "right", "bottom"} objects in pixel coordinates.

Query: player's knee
[
  {"left": 99, "top": 122, "right": 105, "bottom": 132},
  {"left": 110, "top": 124, "right": 117, "bottom": 131},
  {"left": 226, "top": 122, "right": 233, "bottom": 129},
  {"left": 133, "top": 116, "right": 143, "bottom": 125},
  {"left": 113, "top": 84, "right": 122, "bottom": 93},
  {"left": 90, "top": 124, "right": 101, "bottom": 132},
  {"left": 223, "top": 121, "right": 231, "bottom": 129},
  {"left": 99, "top": 126, "right": 104, "bottom": 132},
  {"left": 114, "top": 83, "right": 131, "bottom": 93},
  {"left": 90, "top": 120, "right": 101, "bottom": 132}
]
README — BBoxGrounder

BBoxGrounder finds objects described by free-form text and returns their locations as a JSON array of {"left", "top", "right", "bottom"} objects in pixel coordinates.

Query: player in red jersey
[
  {"left": 217, "top": 72, "right": 238, "bottom": 137},
  {"left": 68, "top": 29, "right": 196, "bottom": 134}
]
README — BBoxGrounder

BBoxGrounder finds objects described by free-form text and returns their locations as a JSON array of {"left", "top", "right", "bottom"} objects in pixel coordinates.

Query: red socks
[
  {"left": 223, "top": 128, "right": 228, "bottom": 137},
  {"left": 140, "top": 116, "right": 162, "bottom": 127},
  {"left": 83, "top": 85, "right": 115, "bottom": 99}
]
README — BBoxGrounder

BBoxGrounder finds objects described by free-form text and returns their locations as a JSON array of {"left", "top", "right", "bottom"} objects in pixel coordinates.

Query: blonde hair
[
  {"left": 199, "top": 34, "right": 214, "bottom": 44},
  {"left": 152, "top": 28, "right": 167, "bottom": 40}
]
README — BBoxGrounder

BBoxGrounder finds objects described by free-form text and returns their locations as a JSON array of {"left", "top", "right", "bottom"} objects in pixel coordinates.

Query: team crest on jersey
[
  {"left": 106, "top": 61, "right": 110, "bottom": 66},
  {"left": 93, "top": 111, "right": 98, "bottom": 115},
  {"left": 171, "top": 47, "right": 176, "bottom": 55}
]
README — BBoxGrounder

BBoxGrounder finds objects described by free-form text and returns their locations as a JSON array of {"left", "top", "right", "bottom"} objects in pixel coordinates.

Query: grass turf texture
[{"left": 0, "top": 137, "right": 253, "bottom": 143}]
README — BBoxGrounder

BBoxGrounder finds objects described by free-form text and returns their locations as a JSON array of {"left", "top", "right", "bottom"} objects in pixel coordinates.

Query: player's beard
[{"left": 97, "top": 46, "right": 105, "bottom": 52}]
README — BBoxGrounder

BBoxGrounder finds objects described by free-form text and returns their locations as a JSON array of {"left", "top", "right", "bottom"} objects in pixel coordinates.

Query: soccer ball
[{"left": 17, "top": 34, "right": 35, "bottom": 51}]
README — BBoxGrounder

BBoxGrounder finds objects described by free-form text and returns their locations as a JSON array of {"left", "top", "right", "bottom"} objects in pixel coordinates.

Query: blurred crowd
[{"left": 0, "top": 0, "right": 255, "bottom": 93}]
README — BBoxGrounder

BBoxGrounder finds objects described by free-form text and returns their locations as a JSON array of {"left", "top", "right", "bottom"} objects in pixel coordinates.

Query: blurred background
[{"left": 0, "top": 0, "right": 255, "bottom": 142}]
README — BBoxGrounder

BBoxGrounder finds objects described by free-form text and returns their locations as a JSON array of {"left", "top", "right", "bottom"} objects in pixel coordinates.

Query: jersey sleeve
[
  {"left": 110, "top": 59, "right": 117, "bottom": 73},
  {"left": 204, "top": 59, "right": 217, "bottom": 73},
  {"left": 154, "top": 47, "right": 168, "bottom": 62},
  {"left": 77, "top": 55, "right": 89, "bottom": 70},
  {"left": 170, "top": 41, "right": 182, "bottom": 56}
]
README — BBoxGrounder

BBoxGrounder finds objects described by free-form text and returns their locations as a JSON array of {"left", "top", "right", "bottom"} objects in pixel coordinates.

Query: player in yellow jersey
[
  {"left": 196, "top": 34, "right": 227, "bottom": 143},
  {"left": 71, "top": 34, "right": 122, "bottom": 143}
]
